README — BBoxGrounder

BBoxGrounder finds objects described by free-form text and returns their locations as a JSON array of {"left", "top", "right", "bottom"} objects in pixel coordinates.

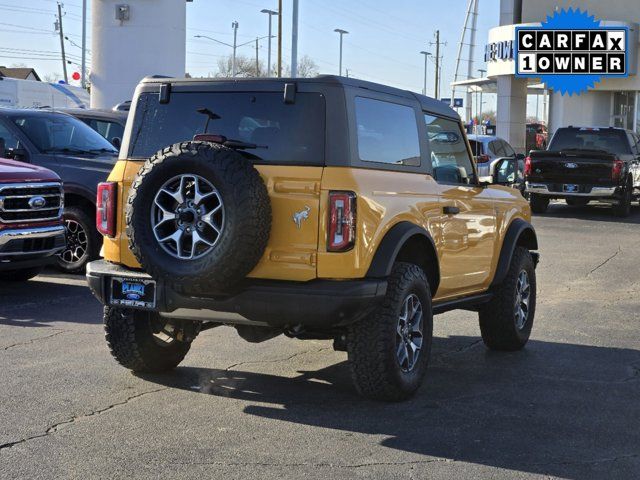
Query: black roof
[{"left": 140, "top": 74, "right": 460, "bottom": 120}]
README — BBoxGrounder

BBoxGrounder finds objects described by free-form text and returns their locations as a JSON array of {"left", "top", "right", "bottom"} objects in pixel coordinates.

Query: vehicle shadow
[
  {"left": 536, "top": 201, "right": 640, "bottom": 224},
  {"left": 142, "top": 336, "right": 640, "bottom": 478},
  {"left": 0, "top": 270, "right": 100, "bottom": 327}
]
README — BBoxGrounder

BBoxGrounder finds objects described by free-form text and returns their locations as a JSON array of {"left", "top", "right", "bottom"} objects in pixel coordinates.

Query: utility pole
[
  {"left": 81, "top": 0, "right": 86, "bottom": 88},
  {"left": 56, "top": 2, "right": 68, "bottom": 83},
  {"left": 430, "top": 30, "right": 446, "bottom": 99},
  {"left": 334, "top": 29, "right": 349, "bottom": 76},
  {"left": 277, "top": 0, "right": 283, "bottom": 77},
  {"left": 260, "top": 9, "right": 278, "bottom": 77},
  {"left": 255, "top": 37, "right": 260, "bottom": 76},
  {"left": 290, "top": 0, "right": 299, "bottom": 77},
  {"left": 231, "top": 21, "right": 239, "bottom": 77},
  {"left": 420, "top": 51, "right": 431, "bottom": 95}
]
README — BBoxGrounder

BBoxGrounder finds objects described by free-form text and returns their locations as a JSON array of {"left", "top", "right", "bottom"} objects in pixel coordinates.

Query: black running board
[{"left": 432, "top": 293, "right": 493, "bottom": 315}]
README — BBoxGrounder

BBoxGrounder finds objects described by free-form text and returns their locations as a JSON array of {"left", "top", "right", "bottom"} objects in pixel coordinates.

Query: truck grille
[{"left": 0, "top": 182, "right": 63, "bottom": 224}]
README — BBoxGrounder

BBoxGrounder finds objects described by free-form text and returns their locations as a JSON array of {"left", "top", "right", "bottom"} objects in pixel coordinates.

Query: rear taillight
[
  {"left": 476, "top": 154, "right": 490, "bottom": 164},
  {"left": 524, "top": 156, "right": 532, "bottom": 176},
  {"left": 96, "top": 182, "right": 117, "bottom": 237},
  {"left": 328, "top": 191, "right": 356, "bottom": 252},
  {"left": 612, "top": 159, "right": 624, "bottom": 181}
]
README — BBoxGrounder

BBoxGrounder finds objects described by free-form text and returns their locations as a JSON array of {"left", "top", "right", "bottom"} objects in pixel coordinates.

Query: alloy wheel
[
  {"left": 151, "top": 174, "right": 224, "bottom": 260},
  {"left": 514, "top": 270, "right": 531, "bottom": 330},
  {"left": 395, "top": 293, "right": 424, "bottom": 372},
  {"left": 59, "top": 219, "right": 88, "bottom": 265}
]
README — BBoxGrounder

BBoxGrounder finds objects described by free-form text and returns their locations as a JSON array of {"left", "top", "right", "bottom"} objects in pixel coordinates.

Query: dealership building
[{"left": 457, "top": 0, "right": 640, "bottom": 152}]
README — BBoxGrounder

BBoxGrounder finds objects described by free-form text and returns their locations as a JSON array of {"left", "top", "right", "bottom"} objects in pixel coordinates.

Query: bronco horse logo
[{"left": 292, "top": 206, "right": 311, "bottom": 229}]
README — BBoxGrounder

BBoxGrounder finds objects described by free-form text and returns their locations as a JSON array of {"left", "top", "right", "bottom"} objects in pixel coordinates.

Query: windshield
[
  {"left": 549, "top": 128, "right": 631, "bottom": 155},
  {"left": 10, "top": 113, "right": 118, "bottom": 154},
  {"left": 128, "top": 91, "right": 325, "bottom": 164}
]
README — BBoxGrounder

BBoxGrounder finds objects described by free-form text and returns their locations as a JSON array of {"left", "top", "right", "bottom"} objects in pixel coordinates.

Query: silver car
[{"left": 468, "top": 134, "right": 522, "bottom": 178}]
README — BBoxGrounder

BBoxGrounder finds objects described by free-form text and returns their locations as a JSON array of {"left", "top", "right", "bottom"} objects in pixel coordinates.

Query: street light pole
[
  {"left": 277, "top": 0, "right": 282, "bottom": 77},
  {"left": 334, "top": 29, "right": 348, "bottom": 76},
  {"left": 81, "top": 0, "right": 86, "bottom": 89},
  {"left": 231, "top": 21, "right": 239, "bottom": 77},
  {"left": 261, "top": 9, "right": 278, "bottom": 77},
  {"left": 291, "top": 0, "right": 299, "bottom": 77},
  {"left": 420, "top": 51, "right": 431, "bottom": 96}
]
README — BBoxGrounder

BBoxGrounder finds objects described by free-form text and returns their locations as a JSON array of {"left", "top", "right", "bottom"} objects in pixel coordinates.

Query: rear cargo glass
[
  {"left": 549, "top": 129, "right": 631, "bottom": 155},
  {"left": 128, "top": 91, "right": 325, "bottom": 164}
]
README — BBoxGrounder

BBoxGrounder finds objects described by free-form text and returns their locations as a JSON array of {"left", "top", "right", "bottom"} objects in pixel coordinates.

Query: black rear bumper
[{"left": 86, "top": 260, "right": 387, "bottom": 328}]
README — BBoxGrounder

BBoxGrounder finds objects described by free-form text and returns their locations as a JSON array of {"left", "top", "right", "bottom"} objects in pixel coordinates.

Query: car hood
[{"left": 0, "top": 157, "right": 60, "bottom": 183}]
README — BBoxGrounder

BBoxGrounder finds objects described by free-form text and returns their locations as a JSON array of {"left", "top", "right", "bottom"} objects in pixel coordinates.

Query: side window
[
  {"left": 424, "top": 114, "right": 475, "bottom": 184},
  {"left": 487, "top": 140, "right": 499, "bottom": 156},
  {"left": 502, "top": 140, "right": 516, "bottom": 157},
  {"left": 0, "top": 122, "right": 19, "bottom": 150},
  {"left": 468, "top": 139, "right": 483, "bottom": 156},
  {"left": 354, "top": 97, "right": 420, "bottom": 166}
]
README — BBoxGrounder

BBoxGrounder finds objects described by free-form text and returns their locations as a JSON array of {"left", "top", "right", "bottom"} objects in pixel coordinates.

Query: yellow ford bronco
[{"left": 87, "top": 76, "right": 539, "bottom": 401}]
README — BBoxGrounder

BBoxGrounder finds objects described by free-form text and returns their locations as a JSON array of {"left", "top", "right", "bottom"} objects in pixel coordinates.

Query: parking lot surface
[{"left": 1, "top": 202, "right": 639, "bottom": 480}]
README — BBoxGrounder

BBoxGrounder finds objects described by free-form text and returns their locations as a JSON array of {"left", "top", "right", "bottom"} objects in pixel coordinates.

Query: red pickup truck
[{"left": 0, "top": 158, "right": 66, "bottom": 281}]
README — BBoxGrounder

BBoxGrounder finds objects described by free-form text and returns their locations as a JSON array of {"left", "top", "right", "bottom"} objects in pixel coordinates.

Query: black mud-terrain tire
[
  {"left": 103, "top": 307, "right": 192, "bottom": 373},
  {"left": 0, "top": 266, "right": 43, "bottom": 282},
  {"left": 566, "top": 198, "right": 589, "bottom": 207},
  {"left": 346, "top": 262, "right": 433, "bottom": 402},
  {"left": 126, "top": 142, "right": 271, "bottom": 294},
  {"left": 56, "top": 206, "right": 101, "bottom": 274},
  {"left": 529, "top": 194, "right": 549, "bottom": 214},
  {"left": 479, "top": 247, "right": 536, "bottom": 351},
  {"left": 613, "top": 177, "right": 632, "bottom": 218}
]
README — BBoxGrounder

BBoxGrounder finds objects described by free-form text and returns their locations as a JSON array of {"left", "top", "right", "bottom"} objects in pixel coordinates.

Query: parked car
[
  {"left": 0, "top": 156, "right": 66, "bottom": 281},
  {"left": 57, "top": 108, "right": 127, "bottom": 149},
  {"left": 87, "top": 75, "right": 539, "bottom": 401},
  {"left": 525, "top": 126, "right": 640, "bottom": 216},
  {"left": 0, "top": 108, "right": 119, "bottom": 271},
  {"left": 468, "top": 134, "right": 525, "bottom": 180}
]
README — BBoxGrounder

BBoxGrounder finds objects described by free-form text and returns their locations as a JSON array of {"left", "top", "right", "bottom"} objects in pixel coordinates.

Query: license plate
[
  {"left": 110, "top": 277, "right": 156, "bottom": 309},
  {"left": 563, "top": 184, "right": 579, "bottom": 193}
]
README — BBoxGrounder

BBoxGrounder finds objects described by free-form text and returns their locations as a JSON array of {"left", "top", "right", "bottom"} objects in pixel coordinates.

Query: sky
[{"left": 0, "top": 0, "right": 536, "bottom": 119}]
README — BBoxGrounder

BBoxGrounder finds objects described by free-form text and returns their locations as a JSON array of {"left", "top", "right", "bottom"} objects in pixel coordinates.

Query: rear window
[
  {"left": 549, "top": 128, "right": 631, "bottom": 155},
  {"left": 128, "top": 91, "right": 325, "bottom": 164}
]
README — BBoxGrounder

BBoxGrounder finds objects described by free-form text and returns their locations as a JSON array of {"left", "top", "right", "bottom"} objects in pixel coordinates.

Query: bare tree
[
  {"left": 43, "top": 72, "right": 62, "bottom": 83},
  {"left": 215, "top": 55, "right": 265, "bottom": 78}
]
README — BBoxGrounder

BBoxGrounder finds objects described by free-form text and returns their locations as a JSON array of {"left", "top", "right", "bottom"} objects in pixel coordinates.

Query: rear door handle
[{"left": 443, "top": 206, "right": 460, "bottom": 215}]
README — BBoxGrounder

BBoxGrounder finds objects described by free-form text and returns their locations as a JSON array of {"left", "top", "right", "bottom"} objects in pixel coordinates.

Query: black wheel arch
[
  {"left": 64, "top": 185, "right": 96, "bottom": 213},
  {"left": 490, "top": 218, "right": 538, "bottom": 288},
  {"left": 366, "top": 221, "right": 440, "bottom": 297}
]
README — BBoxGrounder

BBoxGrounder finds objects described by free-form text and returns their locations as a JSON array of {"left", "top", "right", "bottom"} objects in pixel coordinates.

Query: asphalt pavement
[{"left": 1, "top": 201, "right": 639, "bottom": 480}]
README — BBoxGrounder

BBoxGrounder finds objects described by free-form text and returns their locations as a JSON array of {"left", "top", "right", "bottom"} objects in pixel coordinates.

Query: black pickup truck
[{"left": 525, "top": 127, "right": 640, "bottom": 217}]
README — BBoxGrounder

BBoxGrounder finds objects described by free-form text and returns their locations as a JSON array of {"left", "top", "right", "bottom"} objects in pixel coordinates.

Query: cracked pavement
[{"left": 1, "top": 202, "right": 639, "bottom": 479}]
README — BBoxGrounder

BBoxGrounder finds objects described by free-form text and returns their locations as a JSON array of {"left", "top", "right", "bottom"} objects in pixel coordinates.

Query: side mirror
[
  {"left": 492, "top": 158, "right": 518, "bottom": 185},
  {"left": 516, "top": 153, "right": 525, "bottom": 160},
  {"left": 6, "top": 147, "right": 27, "bottom": 161},
  {"left": 111, "top": 137, "right": 122, "bottom": 149}
]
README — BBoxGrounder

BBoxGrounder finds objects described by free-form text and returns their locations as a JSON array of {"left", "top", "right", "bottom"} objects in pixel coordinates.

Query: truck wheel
[
  {"left": 0, "top": 267, "right": 43, "bottom": 282},
  {"left": 613, "top": 178, "right": 632, "bottom": 218},
  {"left": 57, "top": 206, "right": 100, "bottom": 274},
  {"left": 479, "top": 247, "right": 536, "bottom": 351},
  {"left": 529, "top": 194, "right": 549, "bottom": 214},
  {"left": 566, "top": 198, "right": 589, "bottom": 207},
  {"left": 126, "top": 142, "right": 271, "bottom": 294},
  {"left": 103, "top": 307, "right": 193, "bottom": 373},
  {"left": 346, "top": 262, "right": 433, "bottom": 401}
]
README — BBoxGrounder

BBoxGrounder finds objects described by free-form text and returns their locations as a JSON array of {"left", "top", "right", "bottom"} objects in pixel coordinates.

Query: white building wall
[
  {"left": 90, "top": 0, "right": 186, "bottom": 109},
  {"left": 548, "top": 91, "right": 612, "bottom": 136}
]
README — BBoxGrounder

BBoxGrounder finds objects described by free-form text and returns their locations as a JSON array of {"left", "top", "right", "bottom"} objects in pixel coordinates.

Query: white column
[{"left": 496, "top": 76, "right": 527, "bottom": 153}]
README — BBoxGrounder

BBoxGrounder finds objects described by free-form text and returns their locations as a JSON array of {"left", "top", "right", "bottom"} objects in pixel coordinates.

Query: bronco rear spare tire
[{"left": 126, "top": 141, "right": 271, "bottom": 293}]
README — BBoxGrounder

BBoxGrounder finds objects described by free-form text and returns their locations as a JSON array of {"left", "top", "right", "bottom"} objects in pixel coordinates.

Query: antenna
[{"left": 451, "top": 0, "right": 479, "bottom": 119}]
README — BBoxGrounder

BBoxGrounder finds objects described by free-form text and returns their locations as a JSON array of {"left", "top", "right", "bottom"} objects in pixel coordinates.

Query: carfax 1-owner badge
[{"left": 515, "top": 8, "right": 628, "bottom": 95}]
